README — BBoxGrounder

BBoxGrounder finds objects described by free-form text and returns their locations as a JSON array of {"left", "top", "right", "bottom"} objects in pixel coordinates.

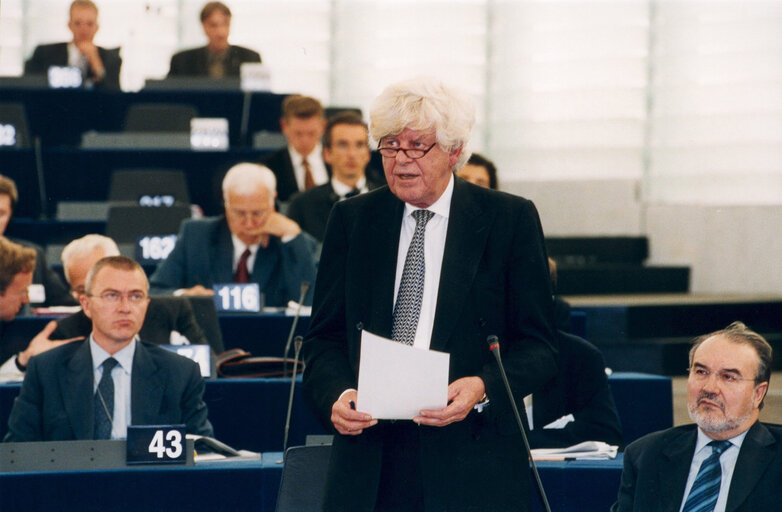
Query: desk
[
  {"left": 0, "top": 453, "right": 623, "bottom": 512},
  {"left": 0, "top": 87, "right": 284, "bottom": 148}
]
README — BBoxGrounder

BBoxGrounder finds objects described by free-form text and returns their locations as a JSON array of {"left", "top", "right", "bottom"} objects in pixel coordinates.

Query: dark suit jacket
[
  {"left": 287, "top": 179, "right": 382, "bottom": 242},
  {"left": 302, "top": 179, "right": 558, "bottom": 511},
  {"left": 24, "top": 42, "right": 122, "bottom": 89},
  {"left": 149, "top": 216, "right": 317, "bottom": 307},
  {"left": 52, "top": 297, "right": 209, "bottom": 347},
  {"left": 4, "top": 339, "right": 213, "bottom": 441},
  {"left": 261, "top": 148, "right": 316, "bottom": 202},
  {"left": 168, "top": 45, "right": 261, "bottom": 77},
  {"left": 612, "top": 421, "right": 782, "bottom": 512},
  {"left": 530, "top": 330, "right": 622, "bottom": 449},
  {"left": 8, "top": 238, "right": 75, "bottom": 307}
]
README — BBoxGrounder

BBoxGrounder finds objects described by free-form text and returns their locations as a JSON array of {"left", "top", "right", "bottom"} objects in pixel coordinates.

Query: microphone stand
[
  {"left": 283, "top": 282, "right": 309, "bottom": 376},
  {"left": 486, "top": 335, "right": 552, "bottom": 512},
  {"left": 282, "top": 337, "right": 303, "bottom": 457}
]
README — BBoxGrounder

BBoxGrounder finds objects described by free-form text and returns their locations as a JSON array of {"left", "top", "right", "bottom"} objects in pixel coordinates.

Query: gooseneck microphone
[
  {"left": 486, "top": 335, "right": 552, "bottom": 512},
  {"left": 283, "top": 281, "right": 310, "bottom": 375},
  {"left": 282, "top": 336, "right": 304, "bottom": 454}
]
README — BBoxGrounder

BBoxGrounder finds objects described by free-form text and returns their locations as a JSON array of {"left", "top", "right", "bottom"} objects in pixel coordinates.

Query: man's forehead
[
  {"left": 92, "top": 267, "right": 146, "bottom": 288},
  {"left": 694, "top": 335, "right": 759, "bottom": 371}
]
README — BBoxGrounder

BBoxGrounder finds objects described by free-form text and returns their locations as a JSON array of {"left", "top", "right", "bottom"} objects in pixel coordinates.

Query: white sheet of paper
[{"left": 356, "top": 330, "right": 449, "bottom": 420}]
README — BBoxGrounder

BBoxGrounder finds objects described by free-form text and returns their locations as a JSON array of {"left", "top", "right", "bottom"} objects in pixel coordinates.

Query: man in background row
[
  {"left": 150, "top": 163, "right": 317, "bottom": 306},
  {"left": 613, "top": 321, "right": 782, "bottom": 511},
  {"left": 0, "top": 174, "right": 74, "bottom": 307},
  {"left": 5, "top": 256, "right": 213, "bottom": 442},
  {"left": 0, "top": 234, "right": 211, "bottom": 382},
  {"left": 288, "top": 111, "right": 383, "bottom": 243},
  {"left": 24, "top": 0, "right": 121, "bottom": 89},
  {"left": 262, "top": 95, "right": 329, "bottom": 202},
  {"left": 168, "top": 1, "right": 261, "bottom": 78}
]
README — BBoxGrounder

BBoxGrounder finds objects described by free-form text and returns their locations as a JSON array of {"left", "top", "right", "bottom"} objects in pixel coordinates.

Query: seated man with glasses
[
  {"left": 612, "top": 321, "right": 782, "bottom": 512},
  {"left": 4, "top": 255, "right": 213, "bottom": 442},
  {"left": 149, "top": 163, "right": 317, "bottom": 306}
]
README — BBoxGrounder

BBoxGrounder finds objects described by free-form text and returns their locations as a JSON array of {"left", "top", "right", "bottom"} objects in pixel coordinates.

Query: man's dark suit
[
  {"left": 168, "top": 45, "right": 260, "bottom": 77},
  {"left": 149, "top": 216, "right": 317, "bottom": 306},
  {"left": 8, "top": 238, "right": 75, "bottom": 307},
  {"left": 287, "top": 179, "right": 382, "bottom": 242},
  {"left": 24, "top": 42, "right": 122, "bottom": 89},
  {"left": 4, "top": 339, "right": 213, "bottom": 441},
  {"left": 612, "top": 421, "right": 782, "bottom": 512},
  {"left": 260, "top": 148, "right": 322, "bottom": 202},
  {"left": 530, "top": 330, "right": 623, "bottom": 449},
  {"left": 52, "top": 297, "right": 209, "bottom": 348},
  {"left": 302, "top": 178, "right": 558, "bottom": 511}
]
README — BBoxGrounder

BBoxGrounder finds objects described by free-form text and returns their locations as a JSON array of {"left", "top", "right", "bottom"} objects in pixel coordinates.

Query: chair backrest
[
  {"left": 123, "top": 103, "right": 198, "bottom": 132},
  {"left": 105, "top": 203, "right": 191, "bottom": 243},
  {"left": 185, "top": 295, "right": 225, "bottom": 354},
  {"left": 276, "top": 444, "right": 332, "bottom": 512},
  {"left": 0, "top": 102, "right": 30, "bottom": 148},
  {"left": 109, "top": 169, "right": 191, "bottom": 205}
]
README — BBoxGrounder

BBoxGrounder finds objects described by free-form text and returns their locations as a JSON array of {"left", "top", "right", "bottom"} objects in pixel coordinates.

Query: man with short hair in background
[
  {"left": 168, "top": 1, "right": 261, "bottom": 78},
  {"left": 24, "top": 0, "right": 122, "bottom": 89},
  {"left": 4, "top": 256, "right": 213, "bottom": 442},
  {"left": 262, "top": 95, "right": 329, "bottom": 202},
  {"left": 287, "top": 111, "right": 382, "bottom": 242},
  {"left": 612, "top": 321, "right": 782, "bottom": 512}
]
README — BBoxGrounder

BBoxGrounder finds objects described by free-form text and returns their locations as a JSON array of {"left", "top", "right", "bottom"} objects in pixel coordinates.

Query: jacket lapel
[
  {"left": 130, "top": 343, "right": 166, "bottom": 426},
  {"left": 430, "top": 180, "right": 492, "bottom": 353},
  {"left": 212, "top": 217, "right": 235, "bottom": 284},
  {"left": 61, "top": 341, "right": 95, "bottom": 439},
  {"left": 659, "top": 427, "right": 698, "bottom": 512},
  {"left": 726, "top": 422, "right": 776, "bottom": 512},
  {"left": 366, "top": 189, "right": 403, "bottom": 339}
]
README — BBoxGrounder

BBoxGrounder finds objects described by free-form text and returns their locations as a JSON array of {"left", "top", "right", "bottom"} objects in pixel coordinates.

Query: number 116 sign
[{"left": 213, "top": 283, "right": 262, "bottom": 313}]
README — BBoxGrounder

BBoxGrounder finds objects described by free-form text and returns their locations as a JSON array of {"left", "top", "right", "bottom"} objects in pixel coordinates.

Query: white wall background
[{"left": 2, "top": 0, "right": 782, "bottom": 293}]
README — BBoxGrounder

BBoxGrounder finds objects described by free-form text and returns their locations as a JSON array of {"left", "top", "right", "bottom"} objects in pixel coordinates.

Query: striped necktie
[{"left": 681, "top": 440, "right": 732, "bottom": 512}]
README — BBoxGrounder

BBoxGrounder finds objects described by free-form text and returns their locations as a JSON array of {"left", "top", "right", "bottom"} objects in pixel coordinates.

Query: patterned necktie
[
  {"left": 392, "top": 209, "right": 434, "bottom": 345},
  {"left": 234, "top": 248, "right": 251, "bottom": 283},
  {"left": 681, "top": 440, "right": 732, "bottom": 512},
  {"left": 302, "top": 158, "right": 315, "bottom": 190},
  {"left": 93, "top": 357, "right": 118, "bottom": 440}
]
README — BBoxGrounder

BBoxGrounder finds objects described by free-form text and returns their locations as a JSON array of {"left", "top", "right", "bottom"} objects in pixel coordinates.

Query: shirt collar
[
  {"left": 89, "top": 335, "right": 137, "bottom": 373},
  {"left": 695, "top": 425, "right": 750, "bottom": 453},
  {"left": 231, "top": 235, "right": 261, "bottom": 256},
  {"left": 403, "top": 172, "right": 454, "bottom": 220},
  {"left": 332, "top": 176, "right": 367, "bottom": 197},
  {"left": 288, "top": 144, "right": 323, "bottom": 166}
]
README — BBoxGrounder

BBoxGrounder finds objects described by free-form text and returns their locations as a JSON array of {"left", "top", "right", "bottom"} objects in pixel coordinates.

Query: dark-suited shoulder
[
  {"left": 261, "top": 148, "right": 299, "bottom": 202},
  {"left": 168, "top": 44, "right": 260, "bottom": 78},
  {"left": 24, "top": 42, "right": 121, "bottom": 89}
]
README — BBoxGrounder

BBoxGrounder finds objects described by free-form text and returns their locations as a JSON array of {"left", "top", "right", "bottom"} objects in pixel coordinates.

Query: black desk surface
[{"left": 0, "top": 452, "right": 624, "bottom": 512}]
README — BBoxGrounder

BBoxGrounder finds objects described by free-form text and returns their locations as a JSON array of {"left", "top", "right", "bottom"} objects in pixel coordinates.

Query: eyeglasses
[
  {"left": 88, "top": 291, "right": 148, "bottom": 305},
  {"left": 377, "top": 142, "right": 437, "bottom": 159},
  {"left": 226, "top": 207, "right": 271, "bottom": 222},
  {"left": 688, "top": 367, "right": 755, "bottom": 386}
]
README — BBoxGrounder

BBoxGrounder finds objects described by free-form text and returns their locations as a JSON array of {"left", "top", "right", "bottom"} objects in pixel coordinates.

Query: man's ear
[
  {"left": 80, "top": 293, "right": 93, "bottom": 319},
  {"left": 448, "top": 146, "right": 464, "bottom": 169},
  {"left": 754, "top": 381, "right": 769, "bottom": 408}
]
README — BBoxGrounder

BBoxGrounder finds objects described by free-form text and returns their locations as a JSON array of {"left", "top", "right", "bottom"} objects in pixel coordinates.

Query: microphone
[
  {"left": 486, "top": 335, "right": 552, "bottom": 512},
  {"left": 282, "top": 336, "right": 303, "bottom": 454},
  {"left": 283, "top": 281, "right": 310, "bottom": 375}
]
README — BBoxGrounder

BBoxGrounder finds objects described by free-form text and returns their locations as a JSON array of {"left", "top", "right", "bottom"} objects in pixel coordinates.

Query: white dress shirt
[
  {"left": 393, "top": 174, "right": 454, "bottom": 350},
  {"left": 90, "top": 336, "right": 136, "bottom": 440},
  {"left": 679, "top": 428, "right": 749, "bottom": 512},
  {"left": 288, "top": 144, "right": 329, "bottom": 191},
  {"left": 231, "top": 235, "right": 261, "bottom": 274},
  {"left": 332, "top": 176, "right": 368, "bottom": 198}
]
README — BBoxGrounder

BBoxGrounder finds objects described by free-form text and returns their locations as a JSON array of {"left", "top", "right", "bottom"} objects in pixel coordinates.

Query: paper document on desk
[
  {"left": 356, "top": 330, "right": 449, "bottom": 420},
  {"left": 531, "top": 441, "right": 618, "bottom": 460}
]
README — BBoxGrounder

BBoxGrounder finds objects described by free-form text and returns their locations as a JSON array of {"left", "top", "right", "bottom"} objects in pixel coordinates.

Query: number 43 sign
[{"left": 127, "top": 425, "right": 188, "bottom": 465}]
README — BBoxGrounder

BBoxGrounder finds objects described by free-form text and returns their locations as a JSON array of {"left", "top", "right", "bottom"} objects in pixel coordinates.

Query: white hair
[
  {"left": 60, "top": 234, "right": 120, "bottom": 284},
  {"left": 369, "top": 76, "right": 475, "bottom": 170},
  {"left": 222, "top": 163, "right": 276, "bottom": 207}
]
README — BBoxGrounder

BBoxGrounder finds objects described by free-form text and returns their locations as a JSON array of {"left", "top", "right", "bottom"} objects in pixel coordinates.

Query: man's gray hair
[
  {"left": 222, "top": 163, "right": 277, "bottom": 207},
  {"left": 369, "top": 77, "right": 475, "bottom": 170},
  {"left": 61, "top": 234, "right": 120, "bottom": 284}
]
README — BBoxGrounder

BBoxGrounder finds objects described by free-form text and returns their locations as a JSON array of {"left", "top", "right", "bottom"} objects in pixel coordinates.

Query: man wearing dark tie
[
  {"left": 24, "top": 0, "right": 122, "bottom": 89},
  {"left": 149, "top": 163, "right": 317, "bottom": 306},
  {"left": 261, "top": 95, "right": 329, "bottom": 201},
  {"left": 302, "top": 77, "right": 557, "bottom": 511},
  {"left": 4, "top": 256, "right": 213, "bottom": 441},
  {"left": 612, "top": 321, "right": 782, "bottom": 512},
  {"left": 288, "top": 111, "right": 382, "bottom": 242}
]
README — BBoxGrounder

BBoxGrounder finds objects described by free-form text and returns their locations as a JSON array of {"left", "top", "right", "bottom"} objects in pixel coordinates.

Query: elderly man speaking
[{"left": 302, "top": 77, "right": 557, "bottom": 512}]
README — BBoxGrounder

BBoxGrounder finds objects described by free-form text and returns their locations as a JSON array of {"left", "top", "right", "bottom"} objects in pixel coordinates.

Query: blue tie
[
  {"left": 681, "top": 440, "right": 732, "bottom": 512},
  {"left": 93, "top": 357, "right": 118, "bottom": 440},
  {"left": 392, "top": 209, "right": 434, "bottom": 346}
]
